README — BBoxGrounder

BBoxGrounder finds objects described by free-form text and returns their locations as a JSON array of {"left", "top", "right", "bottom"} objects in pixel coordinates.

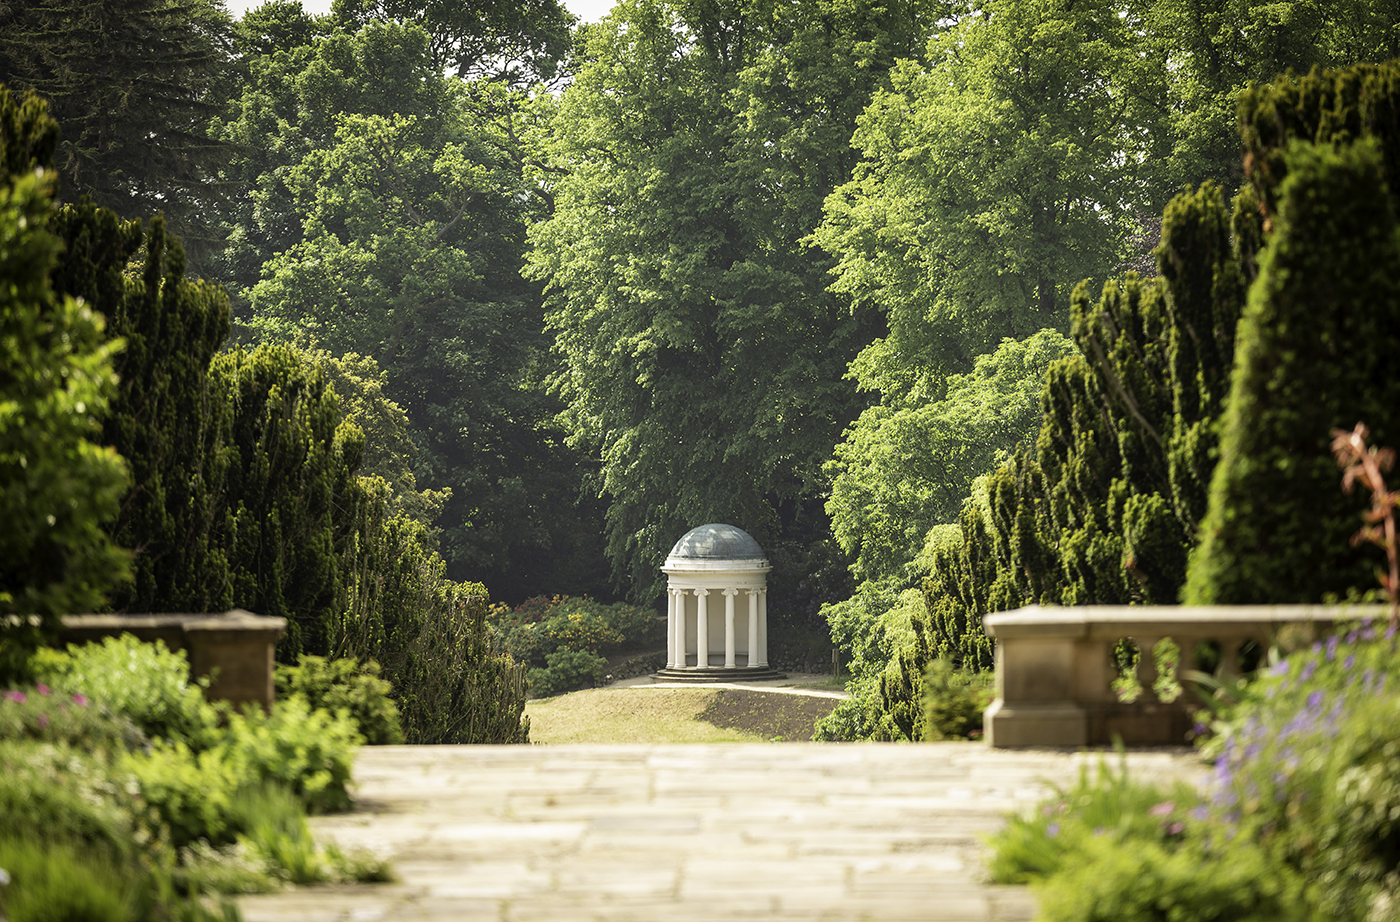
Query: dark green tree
[
  {"left": 48, "top": 209, "right": 234, "bottom": 614},
  {"left": 217, "top": 23, "right": 604, "bottom": 601},
  {"left": 0, "top": 87, "right": 128, "bottom": 675},
  {"left": 330, "top": 0, "right": 573, "bottom": 83},
  {"left": 0, "top": 0, "right": 235, "bottom": 267},
  {"left": 528, "top": 0, "right": 945, "bottom": 600},
  {"left": 1185, "top": 140, "right": 1400, "bottom": 603}
]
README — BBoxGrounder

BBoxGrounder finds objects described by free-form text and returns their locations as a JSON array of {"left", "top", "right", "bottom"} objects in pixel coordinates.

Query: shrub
[
  {"left": 1035, "top": 833, "right": 1308, "bottom": 922},
  {"left": 212, "top": 695, "right": 361, "bottom": 814},
  {"left": 919, "top": 659, "right": 993, "bottom": 740},
  {"left": 0, "top": 683, "right": 144, "bottom": 752},
  {"left": 528, "top": 649, "right": 608, "bottom": 698},
  {"left": 30, "top": 635, "right": 215, "bottom": 744},
  {"left": 275, "top": 655, "right": 403, "bottom": 745},
  {"left": 1185, "top": 137, "right": 1400, "bottom": 604},
  {"left": 490, "top": 596, "right": 662, "bottom": 667},
  {"left": 0, "top": 741, "right": 139, "bottom": 859},
  {"left": 0, "top": 835, "right": 150, "bottom": 922}
]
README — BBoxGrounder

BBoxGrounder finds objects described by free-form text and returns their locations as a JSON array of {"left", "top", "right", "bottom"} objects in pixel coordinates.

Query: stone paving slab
[{"left": 238, "top": 743, "right": 1203, "bottom": 922}]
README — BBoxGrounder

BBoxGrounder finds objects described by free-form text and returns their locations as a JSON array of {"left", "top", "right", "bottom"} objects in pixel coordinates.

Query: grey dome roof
[{"left": 668, "top": 524, "right": 765, "bottom": 560}]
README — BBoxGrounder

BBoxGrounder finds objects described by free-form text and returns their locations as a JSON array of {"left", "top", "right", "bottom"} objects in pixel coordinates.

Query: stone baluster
[
  {"left": 723, "top": 589, "right": 739, "bottom": 668},
  {"left": 747, "top": 589, "right": 760, "bottom": 668},
  {"left": 695, "top": 589, "right": 710, "bottom": 669},
  {"left": 1135, "top": 635, "right": 1161, "bottom": 702}
]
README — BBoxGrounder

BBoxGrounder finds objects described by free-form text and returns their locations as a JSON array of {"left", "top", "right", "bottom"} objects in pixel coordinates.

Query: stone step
[{"left": 651, "top": 666, "right": 788, "bottom": 683}]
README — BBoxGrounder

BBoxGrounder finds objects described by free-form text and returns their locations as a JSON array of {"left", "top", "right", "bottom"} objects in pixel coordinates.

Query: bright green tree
[
  {"left": 0, "top": 88, "right": 128, "bottom": 675},
  {"left": 814, "top": 0, "right": 1152, "bottom": 403},
  {"left": 528, "top": 0, "right": 945, "bottom": 599},
  {"left": 827, "top": 330, "right": 1075, "bottom": 583}
]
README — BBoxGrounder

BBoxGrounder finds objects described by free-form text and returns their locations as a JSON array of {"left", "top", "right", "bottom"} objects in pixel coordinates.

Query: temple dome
[{"left": 667, "top": 523, "right": 765, "bottom": 561}]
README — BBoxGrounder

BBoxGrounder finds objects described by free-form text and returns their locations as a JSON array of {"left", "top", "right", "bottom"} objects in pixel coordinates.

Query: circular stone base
[{"left": 650, "top": 666, "right": 788, "bottom": 683}]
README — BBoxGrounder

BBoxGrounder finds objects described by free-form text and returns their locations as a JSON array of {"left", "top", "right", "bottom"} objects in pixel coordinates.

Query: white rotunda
[{"left": 652, "top": 524, "right": 785, "bottom": 682}]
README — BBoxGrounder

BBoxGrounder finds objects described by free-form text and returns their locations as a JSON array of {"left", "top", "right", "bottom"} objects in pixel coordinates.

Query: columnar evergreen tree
[
  {"left": 1186, "top": 140, "right": 1400, "bottom": 603},
  {"left": 0, "top": 87, "right": 128, "bottom": 676},
  {"left": 48, "top": 209, "right": 234, "bottom": 614}
]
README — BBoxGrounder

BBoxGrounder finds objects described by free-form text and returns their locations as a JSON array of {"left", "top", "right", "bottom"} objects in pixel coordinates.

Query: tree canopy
[{"left": 528, "top": 0, "right": 947, "bottom": 598}]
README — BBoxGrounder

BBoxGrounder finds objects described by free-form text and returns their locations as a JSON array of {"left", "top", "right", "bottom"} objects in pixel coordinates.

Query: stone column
[
  {"left": 761, "top": 587, "right": 772, "bottom": 665},
  {"left": 669, "top": 589, "right": 685, "bottom": 668},
  {"left": 747, "top": 589, "right": 760, "bottom": 668},
  {"left": 723, "top": 588, "right": 739, "bottom": 668},
  {"left": 695, "top": 588, "right": 710, "bottom": 669}
]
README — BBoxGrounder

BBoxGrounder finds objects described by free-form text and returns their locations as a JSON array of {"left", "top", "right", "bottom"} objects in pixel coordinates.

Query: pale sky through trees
[{"left": 223, "top": 0, "right": 615, "bottom": 23}]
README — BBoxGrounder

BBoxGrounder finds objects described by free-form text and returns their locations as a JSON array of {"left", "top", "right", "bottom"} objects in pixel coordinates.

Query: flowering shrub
[
  {"left": 0, "top": 683, "right": 144, "bottom": 752},
  {"left": 989, "top": 621, "right": 1400, "bottom": 921},
  {"left": 30, "top": 634, "right": 216, "bottom": 743}
]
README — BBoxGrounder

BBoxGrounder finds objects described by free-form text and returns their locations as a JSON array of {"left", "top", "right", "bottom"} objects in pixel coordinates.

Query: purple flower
[
  {"left": 71, "top": 693, "right": 88, "bottom": 707},
  {"left": 1347, "top": 630, "right": 1359, "bottom": 645},
  {"left": 1167, "top": 822, "right": 1185, "bottom": 835},
  {"left": 1309, "top": 691, "right": 1325, "bottom": 710},
  {"left": 1046, "top": 823, "right": 1060, "bottom": 838},
  {"left": 35, "top": 683, "right": 49, "bottom": 696},
  {"left": 1327, "top": 636, "right": 1339, "bottom": 662},
  {"left": 1387, "top": 620, "right": 1398, "bottom": 641},
  {"left": 1301, "top": 661, "right": 1317, "bottom": 682},
  {"left": 1193, "top": 722, "right": 1208, "bottom": 736},
  {"left": 1191, "top": 805, "right": 1210, "bottom": 821},
  {"left": 1270, "top": 660, "right": 1291, "bottom": 677},
  {"left": 1344, "top": 654, "right": 1356, "bottom": 671},
  {"left": 1148, "top": 802, "right": 1176, "bottom": 817},
  {"left": 3, "top": 691, "right": 25, "bottom": 704}
]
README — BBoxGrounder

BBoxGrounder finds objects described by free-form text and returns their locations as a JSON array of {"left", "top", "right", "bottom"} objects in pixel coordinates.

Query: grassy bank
[{"left": 525, "top": 687, "right": 842, "bottom": 743}]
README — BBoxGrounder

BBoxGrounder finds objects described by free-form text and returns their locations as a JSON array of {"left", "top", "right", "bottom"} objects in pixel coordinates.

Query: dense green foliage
[
  {"left": 527, "top": 0, "right": 945, "bottom": 600},
  {"left": 275, "top": 655, "right": 404, "bottom": 745},
  {"left": 0, "top": 0, "right": 236, "bottom": 267},
  {"left": 0, "top": 88, "right": 128, "bottom": 678},
  {"left": 988, "top": 622, "right": 1400, "bottom": 921},
  {"left": 826, "top": 57, "right": 1400, "bottom": 739},
  {"left": 216, "top": 18, "right": 606, "bottom": 599},
  {"left": 1187, "top": 66, "right": 1400, "bottom": 603},
  {"left": 828, "top": 331, "right": 1075, "bottom": 583}
]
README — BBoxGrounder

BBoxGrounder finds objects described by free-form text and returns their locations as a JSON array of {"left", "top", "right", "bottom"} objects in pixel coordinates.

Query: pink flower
[
  {"left": 71, "top": 694, "right": 88, "bottom": 707},
  {"left": 1148, "top": 802, "right": 1176, "bottom": 817},
  {"left": 35, "top": 683, "right": 49, "bottom": 696},
  {"left": 36, "top": 713, "right": 49, "bottom": 729},
  {"left": 3, "top": 690, "right": 25, "bottom": 704}
]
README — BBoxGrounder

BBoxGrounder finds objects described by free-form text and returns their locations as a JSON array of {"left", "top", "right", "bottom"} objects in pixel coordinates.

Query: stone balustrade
[
  {"left": 981, "top": 604, "right": 1384, "bottom": 748},
  {"left": 61, "top": 609, "right": 286, "bottom": 710}
]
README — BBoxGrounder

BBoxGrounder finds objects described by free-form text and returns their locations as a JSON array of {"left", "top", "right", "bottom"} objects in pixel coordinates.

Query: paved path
[{"left": 238, "top": 743, "right": 1202, "bottom": 922}]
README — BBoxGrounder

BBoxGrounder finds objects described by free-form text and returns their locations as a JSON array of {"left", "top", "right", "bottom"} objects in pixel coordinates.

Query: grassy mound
[{"left": 524, "top": 687, "right": 841, "bottom": 743}]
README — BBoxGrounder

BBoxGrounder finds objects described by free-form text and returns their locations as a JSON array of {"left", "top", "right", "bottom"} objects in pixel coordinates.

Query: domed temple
[{"left": 652, "top": 524, "right": 785, "bottom": 682}]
